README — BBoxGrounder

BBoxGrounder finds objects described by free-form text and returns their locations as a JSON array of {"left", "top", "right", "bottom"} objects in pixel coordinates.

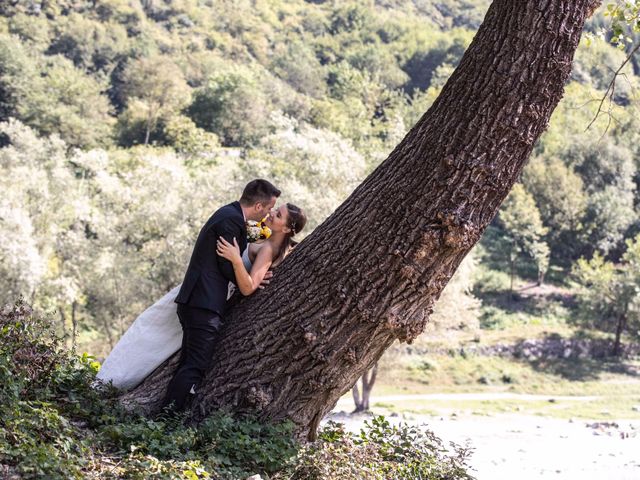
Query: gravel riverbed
[{"left": 326, "top": 402, "right": 640, "bottom": 479}]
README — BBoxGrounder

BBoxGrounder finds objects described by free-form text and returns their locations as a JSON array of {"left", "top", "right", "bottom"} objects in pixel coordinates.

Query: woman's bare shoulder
[{"left": 256, "top": 241, "right": 275, "bottom": 257}]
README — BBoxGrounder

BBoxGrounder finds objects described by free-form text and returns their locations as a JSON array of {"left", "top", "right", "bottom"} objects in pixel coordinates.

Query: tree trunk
[
  {"left": 537, "top": 268, "right": 545, "bottom": 287},
  {"left": 71, "top": 301, "right": 78, "bottom": 349},
  {"left": 122, "top": 0, "right": 600, "bottom": 440},
  {"left": 351, "top": 383, "right": 361, "bottom": 411},
  {"left": 613, "top": 313, "right": 627, "bottom": 357},
  {"left": 362, "top": 363, "right": 377, "bottom": 412},
  {"left": 509, "top": 249, "right": 516, "bottom": 300},
  {"left": 144, "top": 116, "right": 152, "bottom": 146},
  {"left": 352, "top": 362, "right": 378, "bottom": 413},
  {"left": 59, "top": 308, "right": 67, "bottom": 344}
]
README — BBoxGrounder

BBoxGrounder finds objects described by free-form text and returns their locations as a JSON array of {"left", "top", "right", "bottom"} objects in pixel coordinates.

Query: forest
[{"left": 1, "top": 0, "right": 640, "bottom": 478}]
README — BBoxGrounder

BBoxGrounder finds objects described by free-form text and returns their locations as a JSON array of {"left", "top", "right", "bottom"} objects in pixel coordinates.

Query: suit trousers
[{"left": 163, "top": 303, "right": 222, "bottom": 412}]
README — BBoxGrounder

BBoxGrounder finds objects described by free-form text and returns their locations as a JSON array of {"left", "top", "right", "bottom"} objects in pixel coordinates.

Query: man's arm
[
  {"left": 216, "top": 238, "right": 273, "bottom": 296},
  {"left": 214, "top": 219, "right": 244, "bottom": 283}
]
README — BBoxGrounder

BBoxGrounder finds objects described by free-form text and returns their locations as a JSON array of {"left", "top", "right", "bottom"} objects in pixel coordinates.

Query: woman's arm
[{"left": 216, "top": 237, "right": 273, "bottom": 296}]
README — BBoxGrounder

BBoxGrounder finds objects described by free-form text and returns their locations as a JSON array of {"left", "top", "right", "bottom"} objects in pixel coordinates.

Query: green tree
[
  {"left": 569, "top": 139, "right": 637, "bottom": 254},
  {"left": 0, "top": 120, "right": 85, "bottom": 337},
  {"left": 187, "top": 68, "right": 273, "bottom": 146},
  {"left": 0, "top": 34, "right": 114, "bottom": 148},
  {"left": 522, "top": 156, "right": 587, "bottom": 261},
  {"left": 498, "top": 184, "right": 550, "bottom": 290},
  {"left": 46, "top": 13, "right": 130, "bottom": 74},
  {"left": 270, "top": 40, "right": 327, "bottom": 98},
  {"left": 120, "top": 56, "right": 191, "bottom": 145},
  {"left": 28, "top": 55, "right": 115, "bottom": 147},
  {"left": 160, "top": 115, "right": 220, "bottom": 159},
  {"left": 572, "top": 234, "right": 640, "bottom": 355}
]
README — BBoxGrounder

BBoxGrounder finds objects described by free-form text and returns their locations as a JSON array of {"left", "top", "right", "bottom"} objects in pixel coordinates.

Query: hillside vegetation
[
  {"left": 2, "top": 0, "right": 639, "bottom": 356},
  {"left": 1, "top": 0, "right": 640, "bottom": 477}
]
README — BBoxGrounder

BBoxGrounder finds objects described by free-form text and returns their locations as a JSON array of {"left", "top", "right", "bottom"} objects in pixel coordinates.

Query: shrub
[
  {"left": 0, "top": 301, "right": 107, "bottom": 479},
  {"left": 0, "top": 303, "right": 474, "bottom": 479},
  {"left": 278, "top": 416, "right": 474, "bottom": 480},
  {"left": 0, "top": 302, "right": 297, "bottom": 479}
]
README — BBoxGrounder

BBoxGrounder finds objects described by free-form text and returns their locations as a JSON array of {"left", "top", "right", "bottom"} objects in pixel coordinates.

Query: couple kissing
[{"left": 97, "top": 179, "right": 307, "bottom": 412}]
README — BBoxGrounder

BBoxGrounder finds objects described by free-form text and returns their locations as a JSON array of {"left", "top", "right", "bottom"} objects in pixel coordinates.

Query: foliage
[
  {"left": 241, "top": 116, "right": 367, "bottom": 231},
  {"left": 278, "top": 416, "right": 474, "bottom": 480},
  {"left": 0, "top": 303, "right": 473, "bottom": 479},
  {"left": 0, "top": 301, "right": 112, "bottom": 479},
  {"left": 427, "top": 252, "right": 481, "bottom": 333},
  {"left": 119, "top": 56, "right": 192, "bottom": 146},
  {"left": 601, "top": 1, "right": 640, "bottom": 48},
  {"left": 572, "top": 234, "right": 640, "bottom": 353},
  {"left": 498, "top": 184, "right": 550, "bottom": 285},
  {"left": 0, "top": 33, "right": 114, "bottom": 148},
  {"left": 568, "top": 138, "right": 637, "bottom": 255},
  {"left": 187, "top": 67, "right": 274, "bottom": 146},
  {"left": 0, "top": 302, "right": 293, "bottom": 479},
  {"left": 522, "top": 155, "right": 587, "bottom": 261}
]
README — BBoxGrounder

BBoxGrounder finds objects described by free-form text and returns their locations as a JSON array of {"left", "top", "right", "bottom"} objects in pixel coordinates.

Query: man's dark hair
[{"left": 239, "top": 179, "right": 281, "bottom": 206}]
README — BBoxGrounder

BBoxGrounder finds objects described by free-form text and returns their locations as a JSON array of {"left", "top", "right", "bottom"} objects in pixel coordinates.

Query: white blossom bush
[{"left": 242, "top": 117, "right": 367, "bottom": 232}]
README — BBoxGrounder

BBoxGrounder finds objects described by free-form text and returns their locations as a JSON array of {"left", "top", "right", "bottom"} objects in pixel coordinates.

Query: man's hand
[{"left": 259, "top": 270, "right": 273, "bottom": 289}]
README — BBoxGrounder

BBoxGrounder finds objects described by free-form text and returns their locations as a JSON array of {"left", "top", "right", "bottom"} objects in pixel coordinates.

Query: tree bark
[
  {"left": 537, "top": 268, "right": 545, "bottom": 287},
  {"left": 71, "top": 301, "right": 78, "bottom": 349},
  {"left": 613, "top": 313, "right": 627, "bottom": 357},
  {"left": 352, "top": 362, "right": 378, "bottom": 413},
  {"left": 59, "top": 308, "right": 67, "bottom": 343},
  {"left": 509, "top": 249, "right": 516, "bottom": 300},
  {"left": 122, "top": 0, "right": 600, "bottom": 440}
]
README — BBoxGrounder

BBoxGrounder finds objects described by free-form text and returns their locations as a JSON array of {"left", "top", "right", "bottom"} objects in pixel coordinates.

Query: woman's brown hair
[{"left": 274, "top": 203, "right": 307, "bottom": 264}]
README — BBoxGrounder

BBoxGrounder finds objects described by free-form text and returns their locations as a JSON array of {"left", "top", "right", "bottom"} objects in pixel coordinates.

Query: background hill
[
  {"left": 1, "top": 0, "right": 639, "bottom": 371},
  {"left": 2, "top": 1, "right": 640, "bottom": 478}
]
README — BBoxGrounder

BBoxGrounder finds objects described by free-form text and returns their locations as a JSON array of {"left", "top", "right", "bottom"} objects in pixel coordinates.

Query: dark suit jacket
[{"left": 175, "top": 201, "right": 247, "bottom": 315}]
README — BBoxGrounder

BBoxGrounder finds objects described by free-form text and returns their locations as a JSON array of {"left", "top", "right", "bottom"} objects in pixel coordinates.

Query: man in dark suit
[{"left": 163, "top": 179, "right": 281, "bottom": 411}]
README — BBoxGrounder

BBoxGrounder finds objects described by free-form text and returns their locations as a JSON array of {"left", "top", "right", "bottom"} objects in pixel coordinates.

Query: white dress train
[
  {"left": 96, "top": 249, "right": 253, "bottom": 391},
  {"left": 95, "top": 284, "right": 183, "bottom": 391}
]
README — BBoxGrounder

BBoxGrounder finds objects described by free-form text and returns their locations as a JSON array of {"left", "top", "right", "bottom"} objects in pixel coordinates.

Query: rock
[
  {"left": 632, "top": 405, "right": 640, "bottom": 412},
  {"left": 245, "top": 476, "right": 263, "bottom": 480}
]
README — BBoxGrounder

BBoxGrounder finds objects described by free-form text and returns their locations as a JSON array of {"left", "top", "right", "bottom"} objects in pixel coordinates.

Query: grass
[
  {"left": 335, "top": 246, "right": 640, "bottom": 422},
  {"left": 357, "top": 344, "right": 640, "bottom": 420},
  {"left": 365, "top": 395, "right": 640, "bottom": 420},
  {"left": 374, "top": 351, "right": 640, "bottom": 394},
  {"left": 341, "top": 261, "right": 640, "bottom": 421},
  {"left": 338, "top": 350, "right": 640, "bottom": 420}
]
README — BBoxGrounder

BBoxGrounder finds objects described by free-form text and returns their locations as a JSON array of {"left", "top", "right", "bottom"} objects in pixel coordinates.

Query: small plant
[
  {"left": 0, "top": 302, "right": 298, "bottom": 479},
  {"left": 279, "top": 416, "right": 474, "bottom": 480},
  {"left": 1, "top": 303, "right": 475, "bottom": 479}
]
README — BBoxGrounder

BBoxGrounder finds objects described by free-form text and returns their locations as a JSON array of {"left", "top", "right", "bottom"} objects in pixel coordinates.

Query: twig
[{"left": 586, "top": 41, "right": 640, "bottom": 136}]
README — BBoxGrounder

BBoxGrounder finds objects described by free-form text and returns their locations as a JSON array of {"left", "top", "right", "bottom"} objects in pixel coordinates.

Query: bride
[{"left": 96, "top": 203, "right": 307, "bottom": 391}]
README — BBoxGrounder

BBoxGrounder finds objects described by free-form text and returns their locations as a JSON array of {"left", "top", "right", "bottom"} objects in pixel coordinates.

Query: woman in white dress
[{"left": 96, "top": 203, "right": 307, "bottom": 391}]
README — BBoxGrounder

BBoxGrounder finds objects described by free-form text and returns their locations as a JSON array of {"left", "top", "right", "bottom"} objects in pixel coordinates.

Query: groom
[{"left": 163, "top": 179, "right": 281, "bottom": 411}]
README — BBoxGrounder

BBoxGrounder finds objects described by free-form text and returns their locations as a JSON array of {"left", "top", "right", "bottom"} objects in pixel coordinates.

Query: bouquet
[{"left": 246, "top": 218, "right": 272, "bottom": 242}]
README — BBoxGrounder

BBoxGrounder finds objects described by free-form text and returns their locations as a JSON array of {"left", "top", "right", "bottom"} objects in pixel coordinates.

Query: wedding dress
[{"left": 96, "top": 249, "right": 253, "bottom": 391}]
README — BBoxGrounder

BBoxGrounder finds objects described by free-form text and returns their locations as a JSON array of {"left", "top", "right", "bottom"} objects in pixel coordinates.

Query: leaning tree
[{"left": 123, "top": 0, "right": 602, "bottom": 439}]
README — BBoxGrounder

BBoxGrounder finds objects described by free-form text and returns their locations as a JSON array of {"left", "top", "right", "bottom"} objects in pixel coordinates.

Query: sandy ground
[{"left": 326, "top": 394, "right": 640, "bottom": 480}]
